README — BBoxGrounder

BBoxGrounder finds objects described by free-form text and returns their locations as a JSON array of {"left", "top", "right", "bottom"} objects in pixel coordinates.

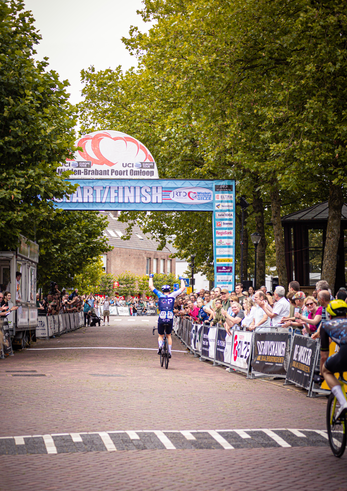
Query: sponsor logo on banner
[
  {"left": 215, "top": 212, "right": 234, "bottom": 219},
  {"left": 216, "top": 230, "right": 233, "bottom": 237},
  {"left": 215, "top": 194, "right": 233, "bottom": 201},
  {"left": 216, "top": 239, "right": 234, "bottom": 246},
  {"left": 216, "top": 248, "right": 233, "bottom": 255},
  {"left": 217, "top": 275, "right": 233, "bottom": 282},
  {"left": 216, "top": 221, "right": 233, "bottom": 228},
  {"left": 232, "top": 332, "right": 252, "bottom": 370},
  {"left": 215, "top": 202, "right": 233, "bottom": 210},
  {"left": 216, "top": 258, "right": 233, "bottom": 263},
  {"left": 215, "top": 184, "right": 233, "bottom": 192},
  {"left": 170, "top": 187, "right": 213, "bottom": 204},
  {"left": 216, "top": 266, "right": 232, "bottom": 273}
]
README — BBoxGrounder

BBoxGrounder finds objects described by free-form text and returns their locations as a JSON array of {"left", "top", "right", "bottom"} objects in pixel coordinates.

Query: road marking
[
  {"left": 99, "top": 432, "right": 117, "bottom": 452},
  {"left": 181, "top": 431, "right": 196, "bottom": 440},
  {"left": 28, "top": 347, "right": 187, "bottom": 353},
  {"left": 289, "top": 429, "right": 306, "bottom": 438},
  {"left": 70, "top": 433, "right": 83, "bottom": 443},
  {"left": 314, "top": 430, "right": 329, "bottom": 440},
  {"left": 153, "top": 431, "right": 176, "bottom": 450},
  {"left": 14, "top": 437, "right": 25, "bottom": 445},
  {"left": 127, "top": 319, "right": 136, "bottom": 322},
  {"left": 234, "top": 430, "right": 251, "bottom": 439},
  {"left": 208, "top": 431, "right": 234, "bottom": 449},
  {"left": 262, "top": 429, "right": 291, "bottom": 448},
  {"left": 126, "top": 431, "right": 140, "bottom": 440},
  {"left": 43, "top": 435, "right": 57, "bottom": 454}
]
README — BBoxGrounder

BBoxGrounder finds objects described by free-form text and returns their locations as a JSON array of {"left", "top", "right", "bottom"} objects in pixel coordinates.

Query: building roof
[
  {"left": 101, "top": 212, "right": 175, "bottom": 254},
  {"left": 281, "top": 202, "right": 347, "bottom": 223}
]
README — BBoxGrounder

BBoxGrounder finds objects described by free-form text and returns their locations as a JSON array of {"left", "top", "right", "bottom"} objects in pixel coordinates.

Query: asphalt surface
[{"left": 0, "top": 316, "right": 345, "bottom": 490}]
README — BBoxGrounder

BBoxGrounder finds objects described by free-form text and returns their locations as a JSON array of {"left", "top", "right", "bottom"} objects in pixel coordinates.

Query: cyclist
[
  {"left": 321, "top": 299, "right": 347, "bottom": 419},
  {"left": 149, "top": 275, "right": 186, "bottom": 358}
]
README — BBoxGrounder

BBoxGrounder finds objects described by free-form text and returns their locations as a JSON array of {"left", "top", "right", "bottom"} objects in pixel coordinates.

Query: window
[
  {"left": 136, "top": 234, "right": 144, "bottom": 240},
  {"left": 153, "top": 258, "right": 158, "bottom": 273},
  {"left": 167, "top": 259, "right": 172, "bottom": 274},
  {"left": 160, "top": 259, "right": 165, "bottom": 274},
  {"left": 107, "top": 229, "right": 119, "bottom": 238},
  {"left": 308, "top": 229, "right": 324, "bottom": 285},
  {"left": 115, "top": 230, "right": 123, "bottom": 237},
  {"left": 146, "top": 258, "right": 151, "bottom": 275}
]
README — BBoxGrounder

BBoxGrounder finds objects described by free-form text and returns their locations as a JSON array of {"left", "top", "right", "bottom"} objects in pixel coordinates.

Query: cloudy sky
[{"left": 23, "top": 0, "right": 150, "bottom": 104}]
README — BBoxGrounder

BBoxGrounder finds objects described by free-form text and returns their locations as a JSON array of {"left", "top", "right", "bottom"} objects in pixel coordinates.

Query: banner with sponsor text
[
  {"left": 251, "top": 332, "right": 289, "bottom": 376},
  {"left": 285, "top": 335, "right": 318, "bottom": 389}
]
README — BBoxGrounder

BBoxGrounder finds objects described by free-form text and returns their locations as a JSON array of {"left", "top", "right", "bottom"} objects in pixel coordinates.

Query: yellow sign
[
  {"left": 321, "top": 341, "right": 347, "bottom": 391},
  {"left": 186, "top": 287, "right": 192, "bottom": 294},
  {"left": 216, "top": 258, "right": 233, "bottom": 263}
]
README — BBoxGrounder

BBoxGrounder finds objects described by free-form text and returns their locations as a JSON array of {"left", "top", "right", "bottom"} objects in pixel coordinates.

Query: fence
[
  {"left": 173, "top": 316, "right": 332, "bottom": 397},
  {"left": 36, "top": 312, "right": 84, "bottom": 339}
]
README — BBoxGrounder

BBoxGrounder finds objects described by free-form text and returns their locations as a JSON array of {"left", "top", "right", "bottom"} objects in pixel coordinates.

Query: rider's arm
[{"left": 148, "top": 274, "right": 155, "bottom": 292}]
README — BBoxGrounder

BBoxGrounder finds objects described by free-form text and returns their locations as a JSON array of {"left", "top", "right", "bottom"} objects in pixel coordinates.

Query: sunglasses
[{"left": 306, "top": 302, "right": 314, "bottom": 307}]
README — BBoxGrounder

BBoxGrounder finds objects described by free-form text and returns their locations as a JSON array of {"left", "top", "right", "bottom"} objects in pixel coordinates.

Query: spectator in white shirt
[
  {"left": 257, "top": 286, "right": 290, "bottom": 326},
  {"left": 247, "top": 291, "right": 271, "bottom": 331}
]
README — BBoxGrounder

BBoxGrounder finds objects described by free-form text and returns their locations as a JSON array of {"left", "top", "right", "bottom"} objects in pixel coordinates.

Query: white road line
[
  {"left": 154, "top": 431, "right": 176, "bottom": 450},
  {"left": 314, "top": 430, "right": 328, "bottom": 440},
  {"left": 208, "top": 431, "right": 234, "bottom": 449},
  {"left": 141, "top": 320, "right": 150, "bottom": 322},
  {"left": 234, "top": 430, "right": 251, "bottom": 439},
  {"left": 262, "top": 430, "right": 291, "bottom": 448},
  {"left": 14, "top": 436, "right": 25, "bottom": 445},
  {"left": 70, "top": 433, "right": 83, "bottom": 443},
  {"left": 43, "top": 435, "right": 57, "bottom": 454},
  {"left": 114, "top": 319, "right": 122, "bottom": 322},
  {"left": 28, "top": 347, "right": 187, "bottom": 353},
  {"left": 289, "top": 429, "right": 306, "bottom": 438},
  {"left": 181, "top": 431, "right": 196, "bottom": 440},
  {"left": 99, "top": 432, "right": 117, "bottom": 452},
  {"left": 127, "top": 319, "right": 136, "bottom": 322},
  {"left": 126, "top": 431, "right": 140, "bottom": 440}
]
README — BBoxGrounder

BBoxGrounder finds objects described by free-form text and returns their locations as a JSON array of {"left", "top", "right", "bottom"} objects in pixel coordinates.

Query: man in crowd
[
  {"left": 235, "top": 283, "right": 246, "bottom": 308},
  {"left": 257, "top": 285, "right": 290, "bottom": 326},
  {"left": 220, "top": 288, "right": 231, "bottom": 311}
]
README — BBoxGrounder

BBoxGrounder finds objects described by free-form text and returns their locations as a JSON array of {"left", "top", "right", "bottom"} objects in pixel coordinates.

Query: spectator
[
  {"left": 211, "top": 299, "right": 226, "bottom": 326},
  {"left": 296, "top": 296, "right": 322, "bottom": 335},
  {"left": 103, "top": 296, "right": 110, "bottom": 325},
  {"left": 248, "top": 286, "right": 255, "bottom": 299},
  {"left": 241, "top": 298, "right": 257, "bottom": 329},
  {"left": 235, "top": 283, "right": 246, "bottom": 308},
  {"left": 247, "top": 291, "right": 271, "bottom": 331},
  {"left": 282, "top": 291, "right": 306, "bottom": 333},
  {"left": 336, "top": 289, "right": 347, "bottom": 301},
  {"left": 288, "top": 281, "right": 300, "bottom": 293},
  {"left": 187, "top": 300, "right": 199, "bottom": 322},
  {"left": 223, "top": 302, "right": 244, "bottom": 333},
  {"left": 258, "top": 286, "right": 289, "bottom": 326},
  {"left": 69, "top": 289, "right": 78, "bottom": 301},
  {"left": 197, "top": 298, "right": 210, "bottom": 323},
  {"left": 220, "top": 288, "right": 231, "bottom": 310},
  {"left": 83, "top": 299, "right": 91, "bottom": 326}
]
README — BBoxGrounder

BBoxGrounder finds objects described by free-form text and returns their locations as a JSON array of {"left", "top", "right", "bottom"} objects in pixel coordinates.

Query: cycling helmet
[
  {"left": 161, "top": 285, "right": 171, "bottom": 293},
  {"left": 326, "top": 299, "right": 347, "bottom": 317}
]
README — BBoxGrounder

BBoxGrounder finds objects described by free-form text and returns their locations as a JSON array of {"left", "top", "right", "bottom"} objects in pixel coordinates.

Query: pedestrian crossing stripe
[{"left": 0, "top": 429, "right": 330, "bottom": 455}]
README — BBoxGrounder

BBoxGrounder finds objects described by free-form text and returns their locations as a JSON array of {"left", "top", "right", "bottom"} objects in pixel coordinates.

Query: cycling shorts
[
  {"left": 158, "top": 318, "right": 173, "bottom": 336},
  {"left": 325, "top": 344, "right": 347, "bottom": 374}
]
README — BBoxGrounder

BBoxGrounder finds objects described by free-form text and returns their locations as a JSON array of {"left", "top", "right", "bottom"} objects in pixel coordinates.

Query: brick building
[{"left": 101, "top": 212, "right": 176, "bottom": 277}]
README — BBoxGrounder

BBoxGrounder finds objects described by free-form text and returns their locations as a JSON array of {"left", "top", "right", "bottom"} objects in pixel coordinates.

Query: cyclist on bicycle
[
  {"left": 149, "top": 275, "right": 186, "bottom": 358},
  {"left": 321, "top": 299, "right": 347, "bottom": 419}
]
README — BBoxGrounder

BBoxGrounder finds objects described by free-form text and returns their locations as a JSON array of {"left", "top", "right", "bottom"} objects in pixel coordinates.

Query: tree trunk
[
  {"left": 252, "top": 191, "right": 266, "bottom": 289},
  {"left": 321, "top": 184, "right": 344, "bottom": 294},
  {"left": 270, "top": 180, "right": 288, "bottom": 289},
  {"left": 243, "top": 223, "right": 249, "bottom": 282}
]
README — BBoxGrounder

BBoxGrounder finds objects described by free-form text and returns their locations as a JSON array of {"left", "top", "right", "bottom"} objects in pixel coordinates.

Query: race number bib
[{"left": 159, "top": 311, "right": 167, "bottom": 319}]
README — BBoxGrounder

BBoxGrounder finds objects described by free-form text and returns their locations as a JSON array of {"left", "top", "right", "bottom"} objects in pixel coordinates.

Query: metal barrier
[{"left": 36, "top": 312, "right": 84, "bottom": 339}]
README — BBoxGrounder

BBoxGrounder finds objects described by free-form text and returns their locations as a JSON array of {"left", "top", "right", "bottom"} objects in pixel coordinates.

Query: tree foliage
[
  {"left": 72, "top": 256, "right": 104, "bottom": 295},
  {"left": 98, "top": 273, "right": 116, "bottom": 297}
]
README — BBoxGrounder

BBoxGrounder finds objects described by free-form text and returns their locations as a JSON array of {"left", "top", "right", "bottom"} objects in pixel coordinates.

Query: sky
[{"left": 23, "top": 0, "right": 150, "bottom": 105}]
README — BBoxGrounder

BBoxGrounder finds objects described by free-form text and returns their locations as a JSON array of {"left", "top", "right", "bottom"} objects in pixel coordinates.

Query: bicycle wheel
[
  {"left": 160, "top": 349, "right": 164, "bottom": 367},
  {"left": 326, "top": 393, "right": 347, "bottom": 458},
  {"left": 165, "top": 352, "right": 169, "bottom": 369}
]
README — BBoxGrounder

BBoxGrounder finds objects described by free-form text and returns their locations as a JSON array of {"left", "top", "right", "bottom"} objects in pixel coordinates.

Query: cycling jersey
[
  {"left": 153, "top": 288, "right": 182, "bottom": 335},
  {"left": 321, "top": 318, "right": 347, "bottom": 374}
]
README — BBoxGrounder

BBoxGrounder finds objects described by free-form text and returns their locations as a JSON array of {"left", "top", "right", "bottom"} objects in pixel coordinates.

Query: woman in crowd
[
  {"left": 248, "top": 286, "right": 255, "bottom": 299},
  {"left": 241, "top": 298, "right": 256, "bottom": 329},
  {"left": 295, "top": 296, "right": 322, "bottom": 335},
  {"left": 197, "top": 297, "right": 210, "bottom": 323},
  {"left": 222, "top": 301, "right": 244, "bottom": 334}
]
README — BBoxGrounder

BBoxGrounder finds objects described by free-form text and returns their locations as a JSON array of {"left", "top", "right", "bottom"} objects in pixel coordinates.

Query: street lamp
[
  {"left": 189, "top": 254, "right": 196, "bottom": 293},
  {"left": 250, "top": 232, "right": 261, "bottom": 290}
]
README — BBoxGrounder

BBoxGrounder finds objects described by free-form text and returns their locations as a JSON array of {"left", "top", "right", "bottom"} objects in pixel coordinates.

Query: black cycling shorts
[
  {"left": 158, "top": 319, "right": 173, "bottom": 335},
  {"left": 325, "top": 344, "right": 347, "bottom": 374}
]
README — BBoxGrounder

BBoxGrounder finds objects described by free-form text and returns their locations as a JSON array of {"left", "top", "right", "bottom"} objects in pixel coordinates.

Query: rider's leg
[
  {"left": 322, "top": 352, "right": 347, "bottom": 409},
  {"left": 167, "top": 333, "right": 172, "bottom": 355}
]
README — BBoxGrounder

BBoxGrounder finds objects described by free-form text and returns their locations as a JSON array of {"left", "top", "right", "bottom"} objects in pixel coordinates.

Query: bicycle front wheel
[
  {"left": 165, "top": 353, "right": 169, "bottom": 369},
  {"left": 326, "top": 393, "right": 347, "bottom": 458},
  {"left": 160, "top": 350, "right": 164, "bottom": 367}
]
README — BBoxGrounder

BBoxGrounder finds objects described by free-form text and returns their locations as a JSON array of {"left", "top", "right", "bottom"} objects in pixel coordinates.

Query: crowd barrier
[
  {"left": 173, "top": 317, "right": 335, "bottom": 397},
  {"left": 36, "top": 312, "right": 84, "bottom": 339},
  {"left": 107, "top": 306, "right": 157, "bottom": 316}
]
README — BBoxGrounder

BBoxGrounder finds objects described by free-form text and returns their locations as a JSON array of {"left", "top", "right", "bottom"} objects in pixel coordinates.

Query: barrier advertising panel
[
  {"left": 110, "top": 306, "right": 118, "bottom": 316},
  {"left": 215, "top": 328, "right": 233, "bottom": 365},
  {"left": 47, "top": 316, "right": 54, "bottom": 337},
  {"left": 36, "top": 317, "right": 48, "bottom": 338},
  {"left": 231, "top": 330, "right": 253, "bottom": 371},
  {"left": 251, "top": 332, "right": 289, "bottom": 375},
  {"left": 58, "top": 314, "right": 65, "bottom": 334},
  {"left": 286, "top": 335, "right": 318, "bottom": 389},
  {"left": 191, "top": 323, "right": 204, "bottom": 353},
  {"left": 117, "top": 306, "right": 130, "bottom": 316},
  {"left": 201, "top": 325, "right": 217, "bottom": 360}
]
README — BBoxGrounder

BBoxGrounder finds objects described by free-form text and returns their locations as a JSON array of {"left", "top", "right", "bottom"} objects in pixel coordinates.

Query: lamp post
[
  {"left": 239, "top": 196, "right": 249, "bottom": 283},
  {"left": 250, "top": 232, "right": 261, "bottom": 290},
  {"left": 189, "top": 254, "right": 196, "bottom": 293}
]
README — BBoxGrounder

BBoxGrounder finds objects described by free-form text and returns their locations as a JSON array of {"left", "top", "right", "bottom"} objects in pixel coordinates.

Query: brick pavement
[{"left": 0, "top": 317, "right": 344, "bottom": 490}]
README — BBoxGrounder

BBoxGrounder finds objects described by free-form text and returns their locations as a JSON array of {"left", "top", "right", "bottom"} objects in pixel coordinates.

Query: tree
[
  {"left": 73, "top": 257, "right": 104, "bottom": 295},
  {"left": 115, "top": 271, "right": 137, "bottom": 298},
  {"left": 98, "top": 273, "right": 116, "bottom": 297},
  {"left": 36, "top": 210, "right": 111, "bottom": 293},
  {"left": 0, "top": 0, "right": 77, "bottom": 250}
]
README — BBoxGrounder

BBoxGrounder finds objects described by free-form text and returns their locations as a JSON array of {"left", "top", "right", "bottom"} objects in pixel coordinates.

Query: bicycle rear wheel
[
  {"left": 160, "top": 349, "right": 164, "bottom": 367},
  {"left": 326, "top": 393, "right": 347, "bottom": 458},
  {"left": 165, "top": 352, "right": 169, "bottom": 369}
]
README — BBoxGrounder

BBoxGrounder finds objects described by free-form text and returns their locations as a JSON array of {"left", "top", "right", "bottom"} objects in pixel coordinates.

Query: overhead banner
[
  {"left": 251, "top": 332, "right": 289, "bottom": 375},
  {"left": 286, "top": 335, "right": 318, "bottom": 390}
]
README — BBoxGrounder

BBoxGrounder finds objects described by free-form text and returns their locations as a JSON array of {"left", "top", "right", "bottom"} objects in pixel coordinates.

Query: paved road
[{"left": 0, "top": 317, "right": 345, "bottom": 490}]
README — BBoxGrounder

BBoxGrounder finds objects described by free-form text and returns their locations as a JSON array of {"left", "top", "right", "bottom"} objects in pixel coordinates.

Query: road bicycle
[
  {"left": 326, "top": 372, "right": 347, "bottom": 458},
  {"left": 153, "top": 326, "right": 170, "bottom": 369}
]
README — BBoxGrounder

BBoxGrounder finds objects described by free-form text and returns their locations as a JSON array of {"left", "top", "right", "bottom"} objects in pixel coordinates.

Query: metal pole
[
  {"left": 240, "top": 208, "right": 244, "bottom": 283},
  {"left": 254, "top": 244, "right": 258, "bottom": 290}
]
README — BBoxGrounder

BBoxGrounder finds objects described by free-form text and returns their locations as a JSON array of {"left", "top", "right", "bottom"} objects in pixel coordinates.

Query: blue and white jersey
[{"left": 152, "top": 288, "right": 182, "bottom": 322}]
